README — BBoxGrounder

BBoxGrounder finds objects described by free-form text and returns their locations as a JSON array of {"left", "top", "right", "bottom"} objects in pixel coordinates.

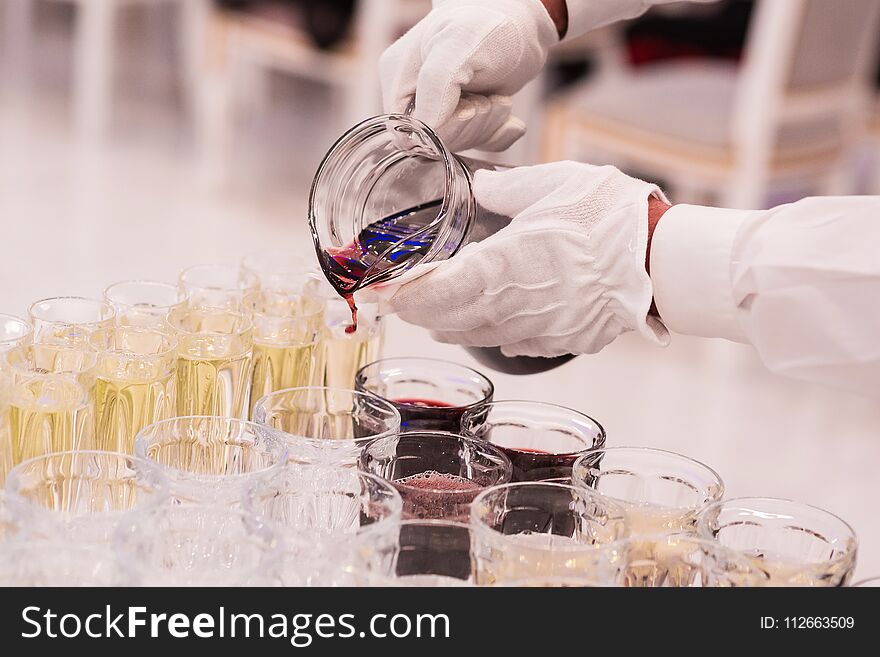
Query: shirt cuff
[{"left": 650, "top": 204, "right": 750, "bottom": 343}]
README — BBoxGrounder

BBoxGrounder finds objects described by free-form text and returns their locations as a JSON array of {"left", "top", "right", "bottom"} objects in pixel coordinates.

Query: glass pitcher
[{"left": 308, "top": 113, "right": 574, "bottom": 375}]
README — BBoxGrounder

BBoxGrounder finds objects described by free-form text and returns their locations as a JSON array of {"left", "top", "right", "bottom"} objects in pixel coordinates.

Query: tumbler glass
[
  {"left": 378, "top": 520, "right": 474, "bottom": 586},
  {"left": 697, "top": 497, "right": 858, "bottom": 587},
  {"left": 90, "top": 327, "right": 177, "bottom": 454},
  {"left": 460, "top": 400, "right": 605, "bottom": 482},
  {"left": 355, "top": 357, "right": 494, "bottom": 433},
  {"left": 29, "top": 296, "right": 115, "bottom": 345},
  {"left": 243, "top": 466, "right": 402, "bottom": 586},
  {"left": 253, "top": 386, "right": 400, "bottom": 466},
  {"left": 0, "top": 541, "right": 133, "bottom": 586},
  {"left": 5, "top": 450, "right": 168, "bottom": 543},
  {"left": 135, "top": 416, "right": 288, "bottom": 505},
  {"left": 104, "top": 280, "right": 188, "bottom": 330},
  {"left": 470, "top": 482, "right": 627, "bottom": 585},
  {"left": 170, "top": 306, "right": 253, "bottom": 418},
  {"left": 179, "top": 264, "right": 259, "bottom": 310},
  {"left": 2, "top": 343, "right": 97, "bottom": 466},
  {"left": 359, "top": 431, "right": 511, "bottom": 521},
  {"left": 572, "top": 447, "right": 724, "bottom": 535},
  {"left": 244, "top": 290, "right": 325, "bottom": 417},
  {"left": 241, "top": 252, "right": 320, "bottom": 293},
  {"left": 115, "top": 504, "right": 282, "bottom": 586},
  {"left": 320, "top": 298, "right": 385, "bottom": 389},
  {"left": 0, "top": 314, "right": 32, "bottom": 352}
]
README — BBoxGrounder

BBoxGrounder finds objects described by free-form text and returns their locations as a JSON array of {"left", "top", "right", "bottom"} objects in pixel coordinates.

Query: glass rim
[
  {"left": 28, "top": 296, "right": 116, "bottom": 323},
  {"left": 179, "top": 263, "right": 260, "bottom": 291},
  {"left": 356, "top": 356, "right": 495, "bottom": 409},
  {"left": 360, "top": 430, "right": 512, "bottom": 494},
  {"left": 89, "top": 325, "right": 178, "bottom": 356},
  {"left": 241, "top": 252, "right": 319, "bottom": 276},
  {"left": 134, "top": 416, "right": 289, "bottom": 482},
  {"left": 5, "top": 450, "right": 169, "bottom": 521},
  {"left": 104, "top": 279, "right": 189, "bottom": 305},
  {"left": 461, "top": 399, "right": 606, "bottom": 455},
  {"left": 572, "top": 445, "right": 724, "bottom": 510},
  {"left": 242, "top": 290, "right": 326, "bottom": 319},
  {"left": 696, "top": 495, "right": 858, "bottom": 549},
  {"left": 253, "top": 385, "right": 403, "bottom": 447},
  {"left": 469, "top": 481, "right": 627, "bottom": 545},
  {"left": 1, "top": 342, "right": 98, "bottom": 376},
  {"left": 0, "top": 313, "right": 33, "bottom": 345},
  {"left": 167, "top": 305, "right": 253, "bottom": 335}
]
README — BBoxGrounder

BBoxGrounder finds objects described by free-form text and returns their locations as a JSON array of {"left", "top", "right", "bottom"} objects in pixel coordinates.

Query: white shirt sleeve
[
  {"left": 565, "top": 0, "right": 720, "bottom": 38},
  {"left": 650, "top": 197, "right": 880, "bottom": 396}
]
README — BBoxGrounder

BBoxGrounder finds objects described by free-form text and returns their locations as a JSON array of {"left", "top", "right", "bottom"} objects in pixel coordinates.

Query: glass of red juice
[
  {"left": 358, "top": 431, "right": 511, "bottom": 521},
  {"left": 355, "top": 357, "right": 494, "bottom": 433},
  {"left": 460, "top": 401, "right": 606, "bottom": 482}
]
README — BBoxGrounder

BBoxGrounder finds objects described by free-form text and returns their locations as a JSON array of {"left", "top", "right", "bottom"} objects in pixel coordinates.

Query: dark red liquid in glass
[
  {"left": 395, "top": 471, "right": 481, "bottom": 520},
  {"left": 392, "top": 397, "right": 465, "bottom": 433},
  {"left": 499, "top": 446, "right": 585, "bottom": 483}
]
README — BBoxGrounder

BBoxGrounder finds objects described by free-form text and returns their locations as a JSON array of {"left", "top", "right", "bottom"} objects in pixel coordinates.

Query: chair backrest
[{"left": 732, "top": 0, "right": 880, "bottom": 164}]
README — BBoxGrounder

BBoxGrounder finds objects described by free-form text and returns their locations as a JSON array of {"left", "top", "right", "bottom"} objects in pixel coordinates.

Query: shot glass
[
  {"left": 320, "top": 299, "right": 385, "bottom": 389},
  {"left": 697, "top": 497, "right": 858, "bottom": 587},
  {"left": 359, "top": 431, "right": 511, "bottom": 521},
  {"left": 0, "top": 541, "right": 133, "bottom": 586},
  {"left": 470, "top": 482, "right": 627, "bottom": 585},
  {"left": 1, "top": 343, "right": 97, "bottom": 466},
  {"left": 90, "top": 327, "right": 177, "bottom": 454},
  {"left": 241, "top": 252, "right": 320, "bottom": 293},
  {"left": 572, "top": 447, "right": 724, "bottom": 535},
  {"left": 104, "top": 280, "right": 188, "bottom": 330},
  {"left": 179, "top": 264, "right": 259, "bottom": 310},
  {"left": 355, "top": 358, "right": 494, "bottom": 433},
  {"left": 379, "top": 520, "right": 474, "bottom": 586},
  {"left": 244, "top": 290, "right": 325, "bottom": 417},
  {"left": 243, "top": 466, "right": 402, "bottom": 586},
  {"left": 5, "top": 450, "right": 168, "bottom": 544},
  {"left": 460, "top": 400, "right": 605, "bottom": 482},
  {"left": 115, "top": 504, "right": 282, "bottom": 586},
  {"left": 169, "top": 306, "right": 253, "bottom": 418},
  {"left": 253, "top": 386, "right": 400, "bottom": 466},
  {"left": 135, "top": 416, "right": 288, "bottom": 505},
  {"left": 29, "top": 296, "right": 115, "bottom": 345},
  {"left": 0, "top": 314, "right": 32, "bottom": 353}
]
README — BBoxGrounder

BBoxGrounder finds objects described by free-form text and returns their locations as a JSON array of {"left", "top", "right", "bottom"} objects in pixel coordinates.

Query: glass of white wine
[
  {"left": 243, "top": 466, "right": 402, "bottom": 586},
  {"left": 244, "top": 290, "right": 325, "bottom": 418},
  {"left": 240, "top": 252, "right": 319, "bottom": 293},
  {"left": 0, "top": 314, "right": 32, "bottom": 352},
  {"left": 697, "top": 497, "right": 858, "bottom": 587},
  {"left": 115, "top": 504, "right": 282, "bottom": 586},
  {"left": 104, "top": 280, "right": 188, "bottom": 330},
  {"left": 469, "top": 482, "right": 627, "bottom": 586},
  {"left": 28, "top": 296, "right": 115, "bottom": 345},
  {"left": 134, "top": 416, "right": 288, "bottom": 505},
  {"left": 5, "top": 450, "right": 168, "bottom": 544},
  {"left": 90, "top": 327, "right": 177, "bottom": 454},
  {"left": 252, "top": 386, "right": 400, "bottom": 466},
  {"left": 320, "top": 298, "right": 385, "bottom": 389},
  {"left": 169, "top": 306, "right": 253, "bottom": 418},
  {"left": 0, "top": 315, "right": 32, "bottom": 483},
  {"left": 179, "top": 264, "right": 259, "bottom": 311},
  {"left": 1, "top": 343, "right": 97, "bottom": 468}
]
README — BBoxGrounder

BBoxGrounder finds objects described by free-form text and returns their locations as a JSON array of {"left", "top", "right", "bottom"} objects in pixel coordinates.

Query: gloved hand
[
  {"left": 379, "top": 0, "right": 559, "bottom": 153},
  {"left": 378, "top": 162, "right": 672, "bottom": 357}
]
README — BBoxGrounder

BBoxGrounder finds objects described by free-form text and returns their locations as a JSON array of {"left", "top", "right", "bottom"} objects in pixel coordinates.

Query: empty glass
[
  {"left": 90, "top": 327, "right": 177, "bottom": 453},
  {"left": 320, "top": 299, "right": 385, "bottom": 389},
  {"left": 169, "top": 306, "right": 253, "bottom": 418},
  {"left": 243, "top": 466, "right": 402, "bottom": 586},
  {"left": 244, "top": 290, "right": 325, "bottom": 417},
  {"left": 697, "top": 497, "right": 858, "bottom": 587},
  {"left": 572, "top": 447, "right": 724, "bottom": 535},
  {"left": 29, "top": 296, "right": 115, "bottom": 345},
  {"left": 5, "top": 451, "right": 168, "bottom": 543},
  {"left": 0, "top": 541, "right": 133, "bottom": 586},
  {"left": 104, "top": 280, "right": 188, "bottom": 329},
  {"left": 179, "top": 264, "right": 259, "bottom": 310},
  {"left": 460, "top": 400, "right": 605, "bottom": 482},
  {"left": 241, "top": 252, "right": 320, "bottom": 293},
  {"left": 359, "top": 431, "right": 511, "bottom": 521},
  {"left": 2, "top": 343, "right": 97, "bottom": 466},
  {"left": 253, "top": 386, "right": 400, "bottom": 466},
  {"left": 0, "top": 314, "right": 32, "bottom": 353},
  {"left": 135, "top": 416, "right": 288, "bottom": 504},
  {"left": 355, "top": 357, "right": 494, "bottom": 433},
  {"left": 116, "top": 504, "right": 282, "bottom": 586},
  {"left": 470, "top": 482, "right": 627, "bottom": 585}
]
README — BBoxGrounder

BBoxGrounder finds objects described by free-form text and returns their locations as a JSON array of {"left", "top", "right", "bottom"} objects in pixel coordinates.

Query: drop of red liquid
[{"left": 342, "top": 293, "right": 358, "bottom": 334}]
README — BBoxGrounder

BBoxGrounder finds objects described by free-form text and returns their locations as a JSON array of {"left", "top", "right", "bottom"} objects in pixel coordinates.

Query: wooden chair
[{"left": 542, "top": 0, "right": 880, "bottom": 208}]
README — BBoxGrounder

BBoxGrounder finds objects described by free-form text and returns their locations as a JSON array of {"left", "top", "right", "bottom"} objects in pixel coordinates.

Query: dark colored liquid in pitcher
[{"left": 318, "top": 199, "right": 444, "bottom": 331}]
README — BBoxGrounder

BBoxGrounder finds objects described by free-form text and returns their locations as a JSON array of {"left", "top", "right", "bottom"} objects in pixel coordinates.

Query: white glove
[
  {"left": 379, "top": 162, "right": 671, "bottom": 357},
  {"left": 380, "top": 0, "right": 558, "bottom": 153}
]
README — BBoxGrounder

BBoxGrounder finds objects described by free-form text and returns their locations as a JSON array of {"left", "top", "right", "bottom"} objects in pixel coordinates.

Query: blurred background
[{"left": 1, "top": 0, "right": 879, "bottom": 576}]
